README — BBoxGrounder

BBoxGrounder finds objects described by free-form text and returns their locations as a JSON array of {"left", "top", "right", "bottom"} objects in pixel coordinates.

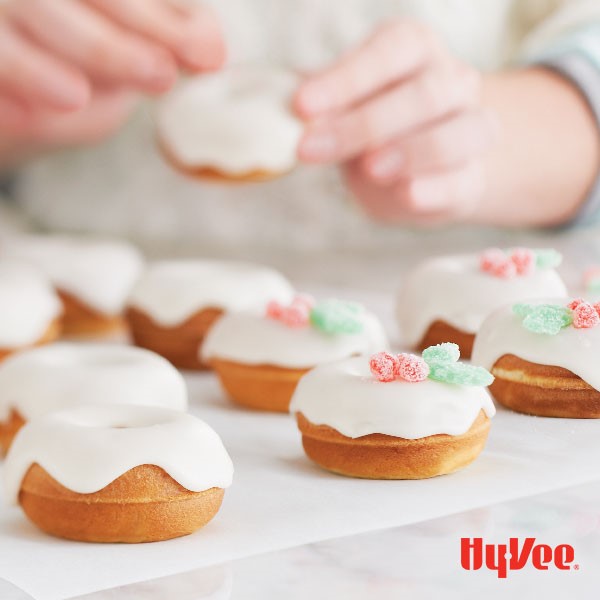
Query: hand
[
  {"left": 295, "top": 20, "right": 498, "bottom": 224},
  {"left": 0, "top": 0, "right": 225, "bottom": 145}
]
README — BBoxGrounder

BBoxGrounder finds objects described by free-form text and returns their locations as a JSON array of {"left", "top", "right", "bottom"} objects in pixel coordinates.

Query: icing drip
[
  {"left": 4, "top": 404, "right": 233, "bottom": 504},
  {"left": 202, "top": 310, "right": 388, "bottom": 369},
  {"left": 397, "top": 253, "right": 568, "bottom": 346},
  {"left": 0, "top": 343, "right": 188, "bottom": 421},
  {"left": 158, "top": 65, "right": 303, "bottom": 174},
  {"left": 472, "top": 299, "right": 600, "bottom": 392},
  {"left": 128, "top": 260, "right": 294, "bottom": 326},
  {"left": 289, "top": 356, "right": 495, "bottom": 439},
  {"left": 0, "top": 261, "right": 62, "bottom": 347},
  {"left": 1, "top": 234, "right": 144, "bottom": 315}
]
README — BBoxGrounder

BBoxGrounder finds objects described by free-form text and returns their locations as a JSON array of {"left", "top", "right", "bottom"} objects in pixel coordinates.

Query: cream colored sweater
[{"left": 12, "top": 0, "right": 600, "bottom": 255}]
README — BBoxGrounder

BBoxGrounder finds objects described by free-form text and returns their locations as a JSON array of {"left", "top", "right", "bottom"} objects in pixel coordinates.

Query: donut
[
  {"left": 3, "top": 404, "right": 233, "bottom": 543},
  {"left": 397, "top": 248, "right": 567, "bottom": 358},
  {"left": 0, "top": 343, "right": 188, "bottom": 455},
  {"left": 0, "top": 262, "right": 62, "bottom": 362},
  {"left": 472, "top": 298, "right": 600, "bottom": 418},
  {"left": 125, "top": 260, "right": 294, "bottom": 370},
  {"left": 157, "top": 66, "right": 302, "bottom": 182},
  {"left": 202, "top": 296, "right": 388, "bottom": 412},
  {"left": 1, "top": 234, "right": 144, "bottom": 337},
  {"left": 289, "top": 347, "right": 495, "bottom": 479}
]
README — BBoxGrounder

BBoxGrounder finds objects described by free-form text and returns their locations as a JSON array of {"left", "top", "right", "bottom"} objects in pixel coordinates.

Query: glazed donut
[
  {"left": 290, "top": 351, "right": 495, "bottom": 479},
  {"left": 472, "top": 298, "right": 600, "bottom": 418},
  {"left": 157, "top": 66, "right": 302, "bottom": 182},
  {"left": 0, "top": 343, "right": 188, "bottom": 455},
  {"left": 397, "top": 248, "right": 567, "bottom": 358},
  {"left": 0, "top": 262, "right": 62, "bottom": 362},
  {"left": 203, "top": 296, "right": 389, "bottom": 412},
  {"left": 126, "top": 260, "right": 294, "bottom": 370},
  {"left": 1, "top": 234, "right": 144, "bottom": 337},
  {"left": 4, "top": 404, "right": 233, "bottom": 543}
]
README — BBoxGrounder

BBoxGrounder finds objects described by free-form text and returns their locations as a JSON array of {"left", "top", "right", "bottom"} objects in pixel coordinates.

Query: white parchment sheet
[{"left": 1, "top": 372, "right": 599, "bottom": 600}]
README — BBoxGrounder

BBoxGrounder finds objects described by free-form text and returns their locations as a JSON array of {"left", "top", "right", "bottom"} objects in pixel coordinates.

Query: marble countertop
[{"left": 42, "top": 480, "right": 596, "bottom": 600}]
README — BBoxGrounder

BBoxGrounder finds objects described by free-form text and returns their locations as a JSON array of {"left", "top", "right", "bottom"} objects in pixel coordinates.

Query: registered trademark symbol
[{"left": 573, "top": 564, "right": 580, "bottom": 571}]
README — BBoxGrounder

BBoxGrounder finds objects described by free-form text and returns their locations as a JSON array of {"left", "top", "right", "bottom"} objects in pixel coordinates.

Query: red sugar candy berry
[
  {"left": 370, "top": 352, "right": 400, "bottom": 382},
  {"left": 595, "top": 302, "right": 600, "bottom": 317},
  {"left": 266, "top": 300, "right": 283, "bottom": 319},
  {"left": 572, "top": 301, "right": 600, "bottom": 329},
  {"left": 490, "top": 258, "right": 517, "bottom": 279},
  {"left": 567, "top": 298, "right": 586, "bottom": 310},
  {"left": 396, "top": 353, "right": 430, "bottom": 383},
  {"left": 280, "top": 305, "right": 310, "bottom": 328},
  {"left": 511, "top": 248, "right": 535, "bottom": 276},
  {"left": 480, "top": 248, "right": 506, "bottom": 273}
]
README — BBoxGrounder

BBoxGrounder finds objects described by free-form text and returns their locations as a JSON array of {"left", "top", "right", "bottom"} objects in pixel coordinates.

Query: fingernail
[
  {"left": 369, "top": 151, "right": 404, "bottom": 180},
  {"left": 299, "top": 132, "right": 337, "bottom": 161}
]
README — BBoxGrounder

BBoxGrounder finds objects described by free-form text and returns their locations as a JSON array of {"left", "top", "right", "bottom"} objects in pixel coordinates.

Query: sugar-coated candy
[
  {"left": 513, "top": 303, "right": 534, "bottom": 318},
  {"left": 567, "top": 298, "right": 586, "bottom": 310},
  {"left": 280, "top": 305, "right": 310, "bottom": 328},
  {"left": 428, "top": 361, "right": 494, "bottom": 387},
  {"left": 534, "top": 249, "right": 563, "bottom": 270},
  {"left": 422, "top": 342, "right": 460, "bottom": 364},
  {"left": 266, "top": 300, "right": 284, "bottom": 319},
  {"left": 369, "top": 352, "right": 399, "bottom": 382},
  {"left": 520, "top": 304, "right": 572, "bottom": 335},
  {"left": 584, "top": 267, "right": 600, "bottom": 292},
  {"left": 480, "top": 248, "right": 506, "bottom": 272},
  {"left": 510, "top": 248, "right": 535, "bottom": 276},
  {"left": 396, "top": 354, "right": 430, "bottom": 382},
  {"left": 310, "top": 299, "right": 364, "bottom": 335},
  {"left": 491, "top": 259, "right": 517, "bottom": 279},
  {"left": 291, "top": 294, "right": 316, "bottom": 310},
  {"left": 572, "top": 301, "right": 600, "bottom": 329}
]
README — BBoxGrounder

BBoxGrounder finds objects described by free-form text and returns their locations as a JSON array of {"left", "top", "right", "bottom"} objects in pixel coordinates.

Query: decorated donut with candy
[
  {"left": 202, "top": 295, "right": 388, "bottom": 412},
  {"left": 472, "top": 298, "right": 600, "bottom": 418},
  {"left": 397, "top": 248, "right": 568, "bottom": 358},
  {"left": 157, "top": 65, "right": 302, "bottom": 183},
  {"left": 290, "top": 343, "right": 495, "bottom": 479}
]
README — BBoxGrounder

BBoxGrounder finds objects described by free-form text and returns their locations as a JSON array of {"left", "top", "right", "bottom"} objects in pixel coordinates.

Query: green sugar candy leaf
[
  {"left": 521, "top": 304, "right": 572, "bottom": 335},
  {"left": 422, "top": 342, "right": 460, "bottom": 365},
  {"left": 310, "top": 299, "right": 365, "bottom": 335},
  {"left": 534, "top": 249, "right": 563, "bottom": 270},
  {"left": 512, "top": 303, "right": 534, "bottom": 318},
  {"left": 428, "top": 361, "right": 494, "bottom": 387}
]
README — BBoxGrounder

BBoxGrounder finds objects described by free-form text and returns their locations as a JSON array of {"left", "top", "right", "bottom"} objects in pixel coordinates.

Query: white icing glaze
[
  {"left": 4, "top": 404, "right": 234, "bottom": 504},
  {"left": 0, "top": 343, "right": 188, "bottom": 421},
  {"left": 202, "top": 310, "right": 389, "bottom": 369},
  {"left": 128, "top": 259, "right": 294, "bottom": 326},
  {"left": 1, "top": 234, "right": 144, "bottom": 315},
  {"left": 472, "top": 299, "right": 600, "bottom": 392},
  {"left": 157, "top": 65, "right": 303, "bottom": 174},
  {"left": 0, "top": 261, "right": 62, "bottom": 347},
  {"left": 289, "top": 356, "right": 495, "bottom": 439},
  {"left": 397, "top": 254, "right": 568, "bottom": 346}
]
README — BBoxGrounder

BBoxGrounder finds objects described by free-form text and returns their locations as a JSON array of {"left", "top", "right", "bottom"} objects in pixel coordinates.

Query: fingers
[
  {"left": 6, "top": 0, "right": 178, "bottom": 93},
  {"left": 85, "top": 0, "right": 226, "bottom": 72},
  {"left": 346, "top": 160, "right": 486, "bottom": 224},
  {"left": 295, "top": 19, "right": 435, "bottom": 118},
  {"left": 0, "top": 93, "right": 30, "bottom": 135},
  {"left": 0, "top": 21, "right": 90, "bottom": 111},
  {"left": 362, "top": 109, "right": 498, "bottom": 182},
  {"left": 299, "top": 61, "right": 481, "bottom": 163}
]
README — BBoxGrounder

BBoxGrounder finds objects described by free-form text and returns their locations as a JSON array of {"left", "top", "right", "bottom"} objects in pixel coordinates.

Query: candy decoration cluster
[
  {"left": 267, "top": 295, "right": 365, "bottom": 334},
  {"left": 370, "top": 343, "right": 494, "bottom": 387},
  {"left": 480, "top": 247, "right": 562, "bottom": 279},
  {"left": 513, "top": 299, "right": 600, "bottom": 335}
]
